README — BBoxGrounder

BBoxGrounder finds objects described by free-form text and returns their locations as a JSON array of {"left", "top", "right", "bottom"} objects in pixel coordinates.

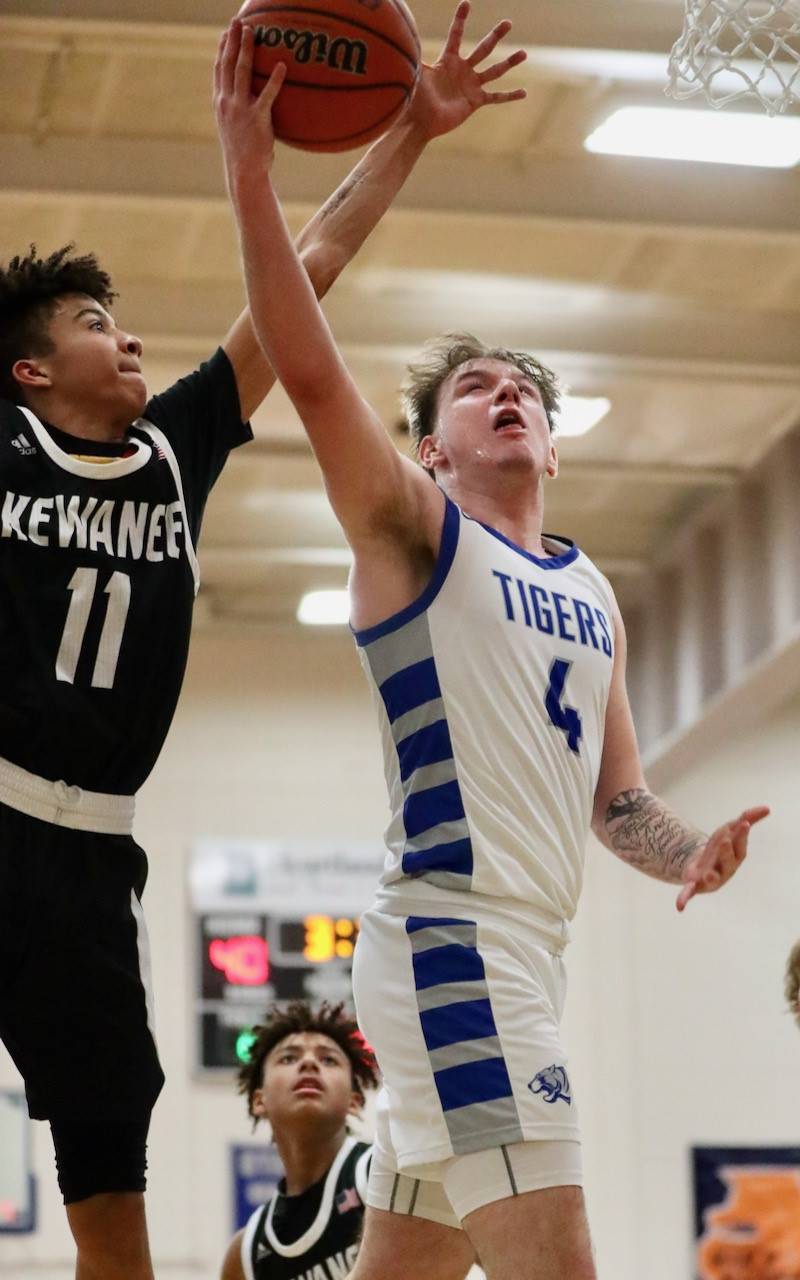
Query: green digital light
[{"left": 235, "top": 1028, "right": 258, "bottom": 1064}]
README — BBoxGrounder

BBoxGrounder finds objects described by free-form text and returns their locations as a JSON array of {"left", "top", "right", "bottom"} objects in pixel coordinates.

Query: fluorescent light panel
[
  {"left": 557, "top": 396, "right": 611, "bottom": 438},
  {"left": 585, "top": 106, "right": 800, "bottom": 168},
  {"left": 297, "top": 589, "right": 350, "bottom": 626}
]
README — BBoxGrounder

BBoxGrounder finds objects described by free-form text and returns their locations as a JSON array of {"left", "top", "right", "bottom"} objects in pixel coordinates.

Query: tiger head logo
[{"left": 529, "top": 1064, "right": 572, "bottom": 1106}]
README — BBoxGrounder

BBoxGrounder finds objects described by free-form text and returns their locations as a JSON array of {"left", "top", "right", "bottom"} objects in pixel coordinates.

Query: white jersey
[{"left": 354, "top": 496, "right": 615, "bottom": 947}]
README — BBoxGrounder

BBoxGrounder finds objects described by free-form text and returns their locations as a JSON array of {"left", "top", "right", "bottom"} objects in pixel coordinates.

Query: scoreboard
[{"left": 190, "top": 840, "right": 382, "bottom": 1073}]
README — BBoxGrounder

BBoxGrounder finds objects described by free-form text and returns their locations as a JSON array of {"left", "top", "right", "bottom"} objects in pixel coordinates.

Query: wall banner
[{"left": 693, "top": 1146, "right": 800, "bottom": 1279}]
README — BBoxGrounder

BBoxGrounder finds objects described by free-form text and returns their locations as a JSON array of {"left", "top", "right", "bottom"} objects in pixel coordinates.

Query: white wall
[{"left": 1, "top": 626, "right": 798, "bottom": 1278}]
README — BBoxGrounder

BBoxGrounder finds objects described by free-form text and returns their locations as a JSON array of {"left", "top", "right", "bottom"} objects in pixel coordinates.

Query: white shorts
[{"left": 352, "top": 902, "right": 582, "bottom": 1221}]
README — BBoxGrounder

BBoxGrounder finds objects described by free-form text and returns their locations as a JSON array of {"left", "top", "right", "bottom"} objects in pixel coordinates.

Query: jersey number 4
[
  {"left": 545, "top": 659, "right": 582, "bottom": 755},
  {"left": 55, "top": 568, "right": 131, "bottom": 690}
]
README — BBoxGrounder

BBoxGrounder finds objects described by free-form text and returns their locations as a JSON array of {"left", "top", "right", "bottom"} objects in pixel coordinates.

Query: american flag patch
[{"left": 336, "top": 1186, "right": 361, "bottom": 1215}]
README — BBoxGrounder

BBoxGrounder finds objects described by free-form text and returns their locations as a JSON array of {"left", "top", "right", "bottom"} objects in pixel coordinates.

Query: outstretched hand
[
  {"left": 408, "top": 0, "right": 528, "bottom": 141},
  {"left": 676, "top": 806, "right": 770, "bottom": 912},
  {"left": 214, "top": 20, "right": 286, "bottom": 176}
]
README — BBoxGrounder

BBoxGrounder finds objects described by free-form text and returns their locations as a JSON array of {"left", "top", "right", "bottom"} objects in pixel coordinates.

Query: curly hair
[
  {"left": 785, "top": 941, "right": 800, "bottom": 1030},
  {"left": 0, "top": 244, "right": 116, "bottom": 402},
  {"left": 237, "top": 1001, "right": 379, "bottom": 1127},
  {"left": 402, "top": 332, "right": 562, "bottom": 470}
]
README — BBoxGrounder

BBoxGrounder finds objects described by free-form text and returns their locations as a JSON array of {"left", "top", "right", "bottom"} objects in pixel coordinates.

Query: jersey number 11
[{"left": 55, "top": 568, "right": 132, "bottom": 690}]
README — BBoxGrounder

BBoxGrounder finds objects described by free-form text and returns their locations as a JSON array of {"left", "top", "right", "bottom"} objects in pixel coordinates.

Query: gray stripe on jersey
[
  {"left": 415, "top": 978, "right": 492, "bottom": 1013},
  {"left": 360, "top": 610, "right": 434, "bottom": 688},
  {"left": 391, "top": 698, "right": 446, "bottom": 746},
  {"left": 408, "top": 922, "right": 478, "bottom": 954},
  {"left": 413, "top": 869, "right": 473, "bottom": 892},
  {"left": 403, "top": 758, "right": 459, "bottom": 799},
  {"left": 446, "top": 1097, "right": 525, "bottom": 1155},
  {"left": 428, "top": 1034, "right": 506, "bottom": 1074},
  {"left": 404, "top": 818, "right": 470, "bottom": 853}
]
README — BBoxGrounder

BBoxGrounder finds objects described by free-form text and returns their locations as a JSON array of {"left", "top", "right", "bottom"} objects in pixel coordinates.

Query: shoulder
[
  {"left": 0, "top": 397, "right": 27, "bottom": 433},
  {"left": 220, "top": 1229, "right": 247, "bottom": 1280},
  {"left": 353, "top": 1141, "right": 371, "bottom": 1198},
  {"left": 143, "top": 348, "right": 241, "bottom": 422}
]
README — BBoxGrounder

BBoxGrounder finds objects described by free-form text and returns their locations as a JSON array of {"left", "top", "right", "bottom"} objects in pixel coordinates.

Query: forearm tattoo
[
  {"left": 604, "top": 789, "right": 706, "bottom": 883},
  {"left": 319, "top": 171, "right": 367, "bottom": 223}
]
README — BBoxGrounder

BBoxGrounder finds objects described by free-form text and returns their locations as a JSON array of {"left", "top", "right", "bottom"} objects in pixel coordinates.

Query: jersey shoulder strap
[
  {"left": 135, "top": 420, "right": 200, "bottom": 595},
  {"left": 241, "top": 1202, "right": 268, "bottom": 1280}
]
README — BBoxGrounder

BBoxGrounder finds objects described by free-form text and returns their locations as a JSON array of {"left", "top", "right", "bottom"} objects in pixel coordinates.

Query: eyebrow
[
  {"left": 73, "top": 306, "right": 110, "bottom": 324},
  {"left": 454, "top": 368, "right": 536, "bottom": 389},
  {"left": 274, "top": 1041, "right": 344, "bottom": 1057}
]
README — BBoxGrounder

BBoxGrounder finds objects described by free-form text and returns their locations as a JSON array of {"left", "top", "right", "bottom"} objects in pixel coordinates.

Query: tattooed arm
[
  {"left": 602, "top": 788, "right": 706, "bottom": 884},
  {"left": 592, "top": 597, "right": 769, "bottom": 910}
]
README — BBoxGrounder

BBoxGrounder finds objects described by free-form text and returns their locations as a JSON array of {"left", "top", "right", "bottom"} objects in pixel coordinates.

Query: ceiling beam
[
  {"left": 0, "top": 1, "right": 689, "bottom": 53},
  {"left": 2, "top": 130, "right": 799, "bottom": 235}
]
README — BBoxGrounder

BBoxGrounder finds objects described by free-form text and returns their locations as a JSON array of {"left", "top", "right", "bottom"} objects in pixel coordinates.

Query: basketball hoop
[{"left": 667, "top": 1, "right": 800, "bottom": 115}]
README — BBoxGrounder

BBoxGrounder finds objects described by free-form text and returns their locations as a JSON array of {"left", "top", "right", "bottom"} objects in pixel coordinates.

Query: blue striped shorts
[{"left": 352, "top": 904, "right": 579, "bottom": 1172}]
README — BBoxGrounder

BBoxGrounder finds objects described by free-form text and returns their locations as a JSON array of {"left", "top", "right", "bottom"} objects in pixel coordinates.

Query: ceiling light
[
  {"left": 297, "top": 590, "right": 350, "bottom": 626},
  {"left": 556, "top": 396, "right": 611, "bottom": 438},
  {"left": 585, "top": 106, "right": 800, "bottom": 168}
]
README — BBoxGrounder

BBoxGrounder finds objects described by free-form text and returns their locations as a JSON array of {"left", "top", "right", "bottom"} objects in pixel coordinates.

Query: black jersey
[
  {"left": 242, "top": 1139, "right": 372, "bottom": 1280},
  {"left": 0, "top": 349, "right": 251, "bottom": 794}
]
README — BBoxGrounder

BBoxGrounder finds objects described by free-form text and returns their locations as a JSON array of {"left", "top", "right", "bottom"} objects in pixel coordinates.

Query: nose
[
  {"left": 495, "top": 379, "right": 521, "bottom": 405},
  {"left": 121, "top": 332, "right": 143, "bottom": 359}
]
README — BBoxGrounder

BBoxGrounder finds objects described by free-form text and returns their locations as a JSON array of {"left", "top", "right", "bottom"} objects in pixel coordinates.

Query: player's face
[
  {"left": 29, "top": 294, "right": 147, "bottom": 426},
  {"left": 422, "top": 358, "right": 558, "bottom": 484},
  {"left": 253, "top": 1033, "right": 359, "bottom": 1132}
]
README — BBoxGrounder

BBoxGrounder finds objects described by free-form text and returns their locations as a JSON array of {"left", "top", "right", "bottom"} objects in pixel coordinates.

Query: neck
[
  {"left": 446, "top": 472, "right": 550, "bottom": 556},
  {"left": 274, "top": 1125, "right": 349, "bottom": 1197},
  {"left": 24, "top": 394, "right": 129, "bottom": 444}
]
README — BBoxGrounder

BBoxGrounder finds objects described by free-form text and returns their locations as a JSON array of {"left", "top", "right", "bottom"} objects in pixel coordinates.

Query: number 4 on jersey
[{"left": 545, "top": 659, "right": 582, "bottom": 755}]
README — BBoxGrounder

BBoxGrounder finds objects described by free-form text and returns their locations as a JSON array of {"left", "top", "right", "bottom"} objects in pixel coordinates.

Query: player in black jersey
[
  {"left": 224, "top": 1002, "right": 477, "bottom": 1280},
  {"left": 0, "top": 17, "right": 522, "bottom": 1273},
  {"left": 222, "top": 1003, "right": 380, "bottom": 1280}
]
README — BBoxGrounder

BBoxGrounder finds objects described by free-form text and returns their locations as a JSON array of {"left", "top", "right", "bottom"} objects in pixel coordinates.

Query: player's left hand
[
  {"left": 676, "top": 805, "right": 770, "bottom": 912},
  {"left": 407, "top": 0, "right": 527, "bottom": 141},
  {"left": 214, "top": 19, "right": 287, "bottom": 175}
]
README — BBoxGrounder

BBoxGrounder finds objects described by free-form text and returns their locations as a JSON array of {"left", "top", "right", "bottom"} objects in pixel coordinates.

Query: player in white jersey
[{"left": 214, "top": 12, "right": 770, "bottom": 1276}]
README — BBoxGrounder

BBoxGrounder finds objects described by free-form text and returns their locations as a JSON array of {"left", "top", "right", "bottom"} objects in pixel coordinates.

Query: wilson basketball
[{"left": 237, "top": 0, "right": 421, "bottom": 152}]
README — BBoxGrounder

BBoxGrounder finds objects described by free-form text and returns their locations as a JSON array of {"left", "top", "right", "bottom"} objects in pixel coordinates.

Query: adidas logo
[{"left": 11, "top": 433, "right": 36, "bottom": 456}]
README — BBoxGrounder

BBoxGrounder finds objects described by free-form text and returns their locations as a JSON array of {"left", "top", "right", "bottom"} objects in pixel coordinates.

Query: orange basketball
[{"left": 237, "top": 0, "right": 421, "bottom": 152}]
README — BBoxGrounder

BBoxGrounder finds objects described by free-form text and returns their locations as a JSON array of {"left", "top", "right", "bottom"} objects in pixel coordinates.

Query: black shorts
[{"left": 0, "top": 802, "right": 165, "bottom": 1122}]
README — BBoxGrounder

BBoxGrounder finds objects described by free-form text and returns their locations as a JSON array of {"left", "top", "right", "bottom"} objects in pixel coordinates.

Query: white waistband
[
  {"left": 0, "top": 756, "right": 135, "bottom": 835},
  {"left": 372, "top": 886, "right": 569, "bottom": 957}
]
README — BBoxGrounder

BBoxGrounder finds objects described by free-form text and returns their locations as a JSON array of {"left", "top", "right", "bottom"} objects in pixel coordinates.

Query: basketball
[{"left": 236, "top": 0, "right": 421, "bottom": 152}]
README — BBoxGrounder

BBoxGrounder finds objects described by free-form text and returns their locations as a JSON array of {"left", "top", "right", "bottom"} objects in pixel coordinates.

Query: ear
[
  {"left": 12, "top": 358, "right": 52, "bottom": 392},
  {"left": 418, "top": 433, "right": 444, "bottom": 473},
  {"left": 251, "top": 1088, "right": 269, "bottom": 1123},
  {"left": 546, "top": 438, "right": 559, "bottom": 480},
  {"left": 347, "top": 1090, "right": 364, "bottom": 1119}
]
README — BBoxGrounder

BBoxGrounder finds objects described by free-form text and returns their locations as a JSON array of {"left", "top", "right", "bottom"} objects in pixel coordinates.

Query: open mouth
[
  {"left": 293, "top": 1079, "right": 324, "bottom": 1094},
  {"left": 494, "top": 411, "right": 525, "bottom": 432}
]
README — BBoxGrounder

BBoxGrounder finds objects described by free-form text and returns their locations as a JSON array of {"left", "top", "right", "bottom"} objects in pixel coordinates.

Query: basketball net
[{"left": 667, "top": 0, "right": 800, "bottom": 114}]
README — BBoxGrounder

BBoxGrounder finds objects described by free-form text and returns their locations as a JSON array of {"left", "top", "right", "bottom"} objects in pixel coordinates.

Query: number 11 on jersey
[{"left": 56, "top": 568, "right": 131, "bottom": 690}]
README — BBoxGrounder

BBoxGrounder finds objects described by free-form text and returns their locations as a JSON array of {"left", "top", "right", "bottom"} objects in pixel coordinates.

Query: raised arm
[
  {"left": 592, "top": 598, "right": 770, "bottom": 911},
  {"left": 221, "top": 1, "right": 527, "bottom": 421},
  {"left": 216, "top": 25, "right": 425, "bottom": 549}
]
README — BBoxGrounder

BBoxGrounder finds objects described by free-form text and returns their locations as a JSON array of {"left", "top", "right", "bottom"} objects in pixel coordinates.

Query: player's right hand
[{"left": 213, "top": 20, "right": 286, "bottom": 177}]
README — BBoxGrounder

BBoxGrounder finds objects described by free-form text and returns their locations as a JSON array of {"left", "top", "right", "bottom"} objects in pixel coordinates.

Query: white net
[{"left": 667, "top": 0, "right": 800, "bottom": 114}]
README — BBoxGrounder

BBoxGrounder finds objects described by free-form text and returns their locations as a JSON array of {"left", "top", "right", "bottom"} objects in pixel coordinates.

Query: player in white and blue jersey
[
  {"left": 0, "top": 14, "right": 528, "bottom": 1277},
  {"left": 215, "top": 12, "right": 771, "bottom": 1277}
]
